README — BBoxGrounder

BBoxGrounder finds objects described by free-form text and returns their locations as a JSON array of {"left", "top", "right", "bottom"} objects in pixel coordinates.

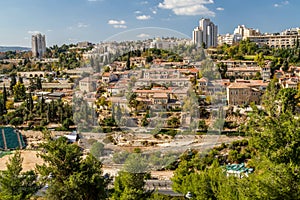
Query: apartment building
[
  {"left": 234, "top": 25, "right": 261, "bottom": 39},
  {"left": 32, "top": 33, "right": 46, "bottom": 58},
  {"left": 193, "top": 18, "right": 218, "bottom": 48},
  {"left": 227, "top": 80, "right": 268, "bottom": 105},
  {"left": 248, "top": 34, "right": 299, "bottom": 48}
]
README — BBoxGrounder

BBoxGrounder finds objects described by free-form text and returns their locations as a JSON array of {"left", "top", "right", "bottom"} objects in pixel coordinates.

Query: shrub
[{"left": 90, "top": 142, "right": 105, "bottom": 157}]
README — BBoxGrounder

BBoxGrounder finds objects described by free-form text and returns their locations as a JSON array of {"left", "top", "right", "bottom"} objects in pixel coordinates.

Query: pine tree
[
  {"left": 0, "top": 151, "right": 40, "bottom": 200},
  {"left": 36, "top": 132, "right": 109, "bottom": 199},
  {"left": 112, "top": 153, "right": 151, "bottom": 200}
]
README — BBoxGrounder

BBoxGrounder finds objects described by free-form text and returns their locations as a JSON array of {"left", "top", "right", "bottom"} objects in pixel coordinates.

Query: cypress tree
[
  {"left": 10, "top": 74, "right": 16, "bottom": 91},
  {"left": 18, "top": 76, "right": 23, "bottom": 84},
  {"left": 36, "top": 77, "right": 42, "bottom": 90},
  {"left": 3, "top": 85, "right": 7, "bottom": 113}
]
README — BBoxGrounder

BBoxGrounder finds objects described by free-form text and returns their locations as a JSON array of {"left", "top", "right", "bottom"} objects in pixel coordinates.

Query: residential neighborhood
[{"left": 1, "top": 7, "right": 300, "bottom": 198}]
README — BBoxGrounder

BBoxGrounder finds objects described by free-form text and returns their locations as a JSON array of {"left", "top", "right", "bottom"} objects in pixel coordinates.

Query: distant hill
[{"left": 0, "top": 46, "right": 30, "bottom": 52}]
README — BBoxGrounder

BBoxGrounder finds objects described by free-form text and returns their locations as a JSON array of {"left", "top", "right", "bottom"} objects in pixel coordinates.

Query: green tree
[
  {"left": 126, "top": 92, "right": 138, "bottom": 112},
  {"left": 0, "top": 151, "right": 40, "bottom": 200},
  {"left": 0, "top": 98, "right": 5, "bottom": 117},
  {"left": 238, "top": 157, "right": 300, "bottom": 200},
  {"left": 167, "top": 116, "right": 180, "bottom": 128},
  {"left": 3, "top": 85, "right": 7, "bottom": 104},
  {"left": 36, "top": 133, "right": 109, "bottom": 200},
  {"left": 36, "top": 77, "right": 42, "bottom": 90},
  {"left": 9, "top": 117, "right": 23, "bottom": 127},
  {"left": 198, "top": 119, "right": 208, "bottom": 131},
  {"left": 126, "top": 52, "right": 131, "bottom": 70},
  {"left": 261, "top": 79, "right": 280, "bottom": 116},
  {"left": 90, "top": 142, "right": 105, "bottom": 158},
  {"left": 62, "top": 118, "right": 74, "bottom": 130},
  {"left": 217, "top": 62, "right": 227, "bottom": 79},
  {"left": 2, "top": 85, "right": 7, "bottom": 114},
  {"left": 13, "top": 82, "right": 26, "bottom": 102},
  {"left": 276, "top": 87, "right": 298, "bottom": 113},
  {"left": 254, "top": 52, "right": 265, "bottom": 66},
  {"left": 9, "top": 74, "right": 16, "bottom": 91},
  {"left": 18, "top": 76, "right": 23, "bottom": 84},
  {"left": 112, "top": 153, "right": 151, "bottom": 200},
  {"left": 26, "top": 92, "right": 34, "bottom": 113}
]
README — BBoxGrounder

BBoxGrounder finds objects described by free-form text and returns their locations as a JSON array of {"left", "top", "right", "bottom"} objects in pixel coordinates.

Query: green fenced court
[{"left": 0, "top": 127, "right": 26, "bottom": 150}]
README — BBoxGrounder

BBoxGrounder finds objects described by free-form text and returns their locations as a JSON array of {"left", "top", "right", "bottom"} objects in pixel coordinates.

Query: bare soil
[{"left": 0, "top": 150, "right": 43, "bottom": 172}]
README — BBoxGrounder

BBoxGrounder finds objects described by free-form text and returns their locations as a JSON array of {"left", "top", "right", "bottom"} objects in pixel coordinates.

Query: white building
[
  {"left": 281, "top": 28, "right": 300, "bottom": 35},
  {"left": 149, "top": 38, "right": 178, "bottom": 50},
  {"left": 234, "top": 25, "right": 260, "bottom": 40},
  {"left": 218, "top": 33, "right": 243, "bottom": 45},
  {"left": 32, "top": 33, "right": 46, "bottom": 58},
  {"left": 192, "top": 18, "right": 218, "bottom": 48}
]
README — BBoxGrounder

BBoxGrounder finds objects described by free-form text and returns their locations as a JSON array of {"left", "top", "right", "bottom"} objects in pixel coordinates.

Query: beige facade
[
  {"left": 248, "top": 34, "right": 299, "bottom": 48},
  {"left": 227, "top": 80, "right": 268, "bottom": 105},
  {"left": 216, "top": 60, "right": 258, "bottom": 68},
  {"left": 17, "top": 71, "right": 47, "bottom": 78},
  {"left": 226, "top": 67, "right": 261, "bottom": 79},
  {"left": 79, "top": 77, "right": 96, "bottom": 92}
]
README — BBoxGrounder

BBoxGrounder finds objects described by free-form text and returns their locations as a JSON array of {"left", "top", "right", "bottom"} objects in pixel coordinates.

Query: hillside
[{"left": 0, "top": 46, "right": 30, "bottom": 52}]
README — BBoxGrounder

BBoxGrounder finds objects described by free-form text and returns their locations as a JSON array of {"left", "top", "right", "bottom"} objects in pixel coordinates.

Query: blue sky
[{"left": 0, "top": 0, "right": 299, "bottom": 47}]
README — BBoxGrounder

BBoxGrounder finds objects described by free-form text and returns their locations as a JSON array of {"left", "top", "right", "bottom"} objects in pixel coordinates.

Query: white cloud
[
  {"left": 68, "top": 38, "right": 78, "bottom": 42},
  {"left": 47, "top": 29, "right": 53, "bottom": 32},
  {"left": 274, "top": 1, "right": 289, "bottom": 7},
  {"left": 77, "top": 22, "right": 89, "bottom": 28},
  {"left": 28, "top": 30, "right": 41, "bottom": 35},
  {"left": 134, "top": 10, "right": 142, "bottom": 14},
  {"left": 108, "top": 19, "right": 127, "bottom": 28},
  {"left": 141, "top": 1, "right": 148, "bottom": 4},
  {"left": 113, "top": 25, "right": 127, "bottom": 29},
  {"left": 216, "top": 7, "right": 224, "bottom": 11},
  {"left": 137, "top": 33, "right": 150, "bottom": 38},
  {"left": 158, "top": 0, "right": 215, "bottom": 16},
  {"left": 136, "top": 15, "right": 151, "bottom": 20},
  {"left": 108, "top": 20, "right": 126, "bottom": 25},
  {"left": 150, "top": 7, "right": 158, "bottom": 14},
  {"left": 283, "top": 0, "right": 289, "bottom": 5}
]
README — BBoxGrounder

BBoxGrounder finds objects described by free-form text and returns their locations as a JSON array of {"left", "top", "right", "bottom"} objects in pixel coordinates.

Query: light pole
[{"left": 185, "top": 191, "right": 193, "bottom": 199}]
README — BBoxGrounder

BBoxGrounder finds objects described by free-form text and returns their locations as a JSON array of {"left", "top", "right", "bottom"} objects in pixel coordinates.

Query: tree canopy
[
  {"left": 0, "top": 151, "right": 40, "bottom": 200},
  {"left": 36, "top": 132, "right": 109, "bottom": 200}
]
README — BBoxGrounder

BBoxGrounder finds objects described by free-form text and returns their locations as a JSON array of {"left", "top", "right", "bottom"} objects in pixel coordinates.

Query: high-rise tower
[
  {"left": 32, "top": 33, "right": 46, "bottom": 58},
  {"left": 192, "top": 18, "right": 218, "bottom": 48}
]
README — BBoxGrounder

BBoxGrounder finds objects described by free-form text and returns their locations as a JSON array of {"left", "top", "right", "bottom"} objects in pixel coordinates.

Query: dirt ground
[
  {"left": 0, "top": 150, "right": 44, "bottom": 172},
  {"left": 0, "top": 130, "right": 243, "bottom": 180}
]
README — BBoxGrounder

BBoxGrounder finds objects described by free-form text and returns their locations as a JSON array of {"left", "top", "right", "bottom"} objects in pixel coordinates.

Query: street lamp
[{"left": 185, "top": 191, "right": 193, "bottom": 199}]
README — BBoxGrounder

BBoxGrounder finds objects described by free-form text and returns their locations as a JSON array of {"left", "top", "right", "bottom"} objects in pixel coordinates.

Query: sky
[{"left": 0, "top": 0, "right": 299, "bottom": 47}]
